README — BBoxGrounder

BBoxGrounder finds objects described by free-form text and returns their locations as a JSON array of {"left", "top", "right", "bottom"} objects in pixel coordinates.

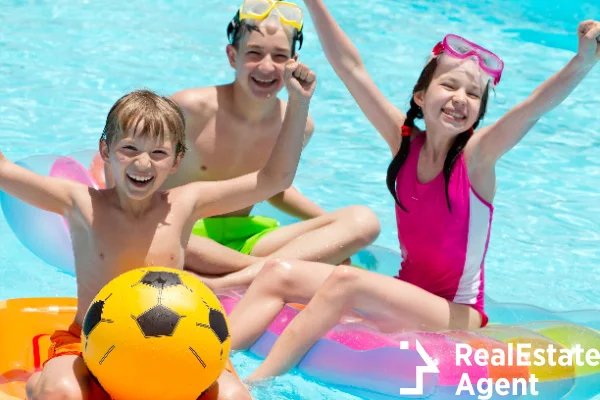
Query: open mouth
[
  {"left": 126, "top": 173, "right": 154, "bottom": 188},
  {"left": 251, "top": 76, "right": 277, "bottom": 89},
  {"left": 442, "top": 108, "right": 466, "bottom": 120}
]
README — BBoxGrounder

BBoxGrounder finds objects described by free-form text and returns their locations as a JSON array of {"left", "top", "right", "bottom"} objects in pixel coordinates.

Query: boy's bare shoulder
[
  {"left": 171, "top": 85, "right": 230, "bottom": 121},
  {"left": 279, "top": 97, "right": 315, "bottom": 147},
  {"left": 73, "top": 186, "right": 110, "bottom": 207},
  {"left": 171, "top": 84, "right": 237, "bottom": 118},
  {"left": 65, "top": 185, "right": 110, "bottom": 224}
]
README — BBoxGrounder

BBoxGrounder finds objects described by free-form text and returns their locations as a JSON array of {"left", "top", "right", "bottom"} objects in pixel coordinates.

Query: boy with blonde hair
[{"left": 0, "top": 58, "right": 316, "bottom": 399}]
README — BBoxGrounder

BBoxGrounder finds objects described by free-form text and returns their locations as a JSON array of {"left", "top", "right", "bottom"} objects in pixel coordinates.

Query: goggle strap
[
  {"left": 227, "top": 9, "right": 242, "bottom": 43},
  {"left": 296, "top": 28, "right": 303, "bottom": 50},
  {"left": 432, "top": 42, "right": 444, "bottom": 56}
]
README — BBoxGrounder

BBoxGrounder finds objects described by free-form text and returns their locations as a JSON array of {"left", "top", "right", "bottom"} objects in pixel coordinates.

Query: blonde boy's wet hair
[{"left": 101, "top": 89, "right": 187, "bottom": 158}]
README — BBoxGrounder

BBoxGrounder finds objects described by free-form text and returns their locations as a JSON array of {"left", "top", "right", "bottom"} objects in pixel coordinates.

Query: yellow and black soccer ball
[{"left": 81, "top": 266, "right": 231, "bottom": 400}]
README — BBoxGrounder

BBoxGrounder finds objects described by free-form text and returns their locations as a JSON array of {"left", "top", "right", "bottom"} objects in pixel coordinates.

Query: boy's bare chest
[
  {"left": 71, "top": 203, "right": 192, "bottom": 323},
  {"left": 193, "top": 118, "right": 282, "bottom": 180},
  {"left": 80, "top": 210, "right": 188, "bottom": 274}
]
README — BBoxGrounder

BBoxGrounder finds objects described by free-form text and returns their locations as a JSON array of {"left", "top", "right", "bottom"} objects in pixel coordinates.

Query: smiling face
[
  {"left": 414, "top": 54, "right": 489, "bottom": 137},
  {"left": 99, "top": 90, "right": 186, "bottom": 202},
  {"left": 227, "top": 21, "right": 296, "bottom": 99},
  {"left": 102, "top": 129, "right": 180, "bottom": 201}
]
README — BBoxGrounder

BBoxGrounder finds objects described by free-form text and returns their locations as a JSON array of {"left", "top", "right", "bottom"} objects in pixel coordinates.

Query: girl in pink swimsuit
[{"left": 224, "top": 0, "right": 600, "bottom": 382}]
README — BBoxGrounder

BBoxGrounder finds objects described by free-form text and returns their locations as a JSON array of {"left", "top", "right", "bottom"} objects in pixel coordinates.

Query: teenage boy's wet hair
[{"left": 226, "top": 10, "right": 303, "bottom": 57}]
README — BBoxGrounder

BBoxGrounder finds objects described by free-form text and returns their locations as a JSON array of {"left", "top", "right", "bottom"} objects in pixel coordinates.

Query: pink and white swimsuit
[{"left": 394, "top": 133, "right": 492, "bottom": 326}]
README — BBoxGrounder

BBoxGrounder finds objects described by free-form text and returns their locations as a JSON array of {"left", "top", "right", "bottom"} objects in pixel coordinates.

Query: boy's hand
[
  {"left": 577, "top": 20, "right": 600, "bottom": 65},
  {"left": 284, "top": 60, "right": 317, "bottom": 101}
]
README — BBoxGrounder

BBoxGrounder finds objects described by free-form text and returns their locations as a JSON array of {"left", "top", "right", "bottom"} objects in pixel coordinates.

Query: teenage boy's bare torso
[
  {"left": 68, "top": 187, "right": 196, "bottom": 326},
  {"left": 163, "top": 84, "right": 312, "bottom": 217}
]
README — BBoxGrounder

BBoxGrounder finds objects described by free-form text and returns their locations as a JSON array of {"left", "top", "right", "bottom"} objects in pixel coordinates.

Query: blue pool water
[{"left": 1, "top": 0, "right": 600, "bottom": 398}]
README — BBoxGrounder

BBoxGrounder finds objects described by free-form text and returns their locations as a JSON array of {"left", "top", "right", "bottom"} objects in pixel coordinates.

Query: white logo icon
[{"left": 399, "top": 339, "right": 440, "bottom": 396}]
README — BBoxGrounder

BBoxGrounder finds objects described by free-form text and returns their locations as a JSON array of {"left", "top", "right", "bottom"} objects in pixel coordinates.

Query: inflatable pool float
[
  {"left": 2, "top": 295, "right": 600, "bottom": 400},
  {"left": 0, "top": 297, "right": 78, "bottom": 400},
  {"left": 0, "top": 150, "right": 105, "bottom": 275},
  {"left": 219, "top": 293, "right": 600, "bottom": 399},
  {"left": 1, "top": 151, "right": 600, "bottom": 399}
]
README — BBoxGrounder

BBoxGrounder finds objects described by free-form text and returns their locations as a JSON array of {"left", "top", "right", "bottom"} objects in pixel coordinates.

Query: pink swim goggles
[{"left": 432, "top": 34, "right": 504, "bottom": 86}]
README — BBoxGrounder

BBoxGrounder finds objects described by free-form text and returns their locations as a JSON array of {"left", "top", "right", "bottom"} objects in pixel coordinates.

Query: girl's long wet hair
[{"left": 386, "top": 57, "right": 491, "bottom": 213}]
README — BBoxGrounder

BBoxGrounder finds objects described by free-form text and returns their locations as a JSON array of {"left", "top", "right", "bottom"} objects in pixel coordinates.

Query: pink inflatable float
[
  {"left": 218, "top": 291, "right": 600, "bottom": 399},
  {"left": 0, "top": 151, "right": 104, "bottom": 274}
]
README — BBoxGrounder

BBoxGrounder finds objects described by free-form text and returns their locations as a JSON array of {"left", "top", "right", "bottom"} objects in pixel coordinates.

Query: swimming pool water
[{"left": 1, "top": 0, "right": 599, "bottom": 398}]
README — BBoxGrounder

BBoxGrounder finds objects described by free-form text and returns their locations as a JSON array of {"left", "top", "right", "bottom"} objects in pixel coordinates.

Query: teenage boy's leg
[
  {"left": 185, "top": 234, "right": 261, "bottom": 275},
  {"left": 250, "top": 205, "right": 380, "bottom": 264},
  {"left": 185, "top": 205, "right": 379, "bottom": 282},
  {"left": 199, "top": 206, "right": 380, "bottom": 290}
]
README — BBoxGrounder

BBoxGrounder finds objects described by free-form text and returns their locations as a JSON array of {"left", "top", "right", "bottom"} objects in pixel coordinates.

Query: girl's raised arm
[
  {"left": 303, "top": 0, "right": 407, "bottom": 154},
  {"left": 473, "top": 20, "right": 599, "bottom": 167}
]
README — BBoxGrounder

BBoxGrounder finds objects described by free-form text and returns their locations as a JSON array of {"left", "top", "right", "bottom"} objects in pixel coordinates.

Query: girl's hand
[{"left": 577, "top": 20, "right": 600, "bottom": 66}]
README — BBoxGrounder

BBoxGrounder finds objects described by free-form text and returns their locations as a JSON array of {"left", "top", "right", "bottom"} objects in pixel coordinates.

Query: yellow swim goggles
[
  {"left": 240, "top": 0, "right": 303, "bottom": 31},
  {"left": 227, "top": 0, "right": 304, "bottom": 49}
]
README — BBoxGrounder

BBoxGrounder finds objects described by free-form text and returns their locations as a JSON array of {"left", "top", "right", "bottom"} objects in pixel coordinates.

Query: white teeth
[
  {"left": 443, "top": 109, "right": 465, "bottom": 119},
  {"left": 127, "top": 173, "right": 153, "bottom": 182},
  {"left": 254, "top": 77, "right": 275, "bottom": 84}
]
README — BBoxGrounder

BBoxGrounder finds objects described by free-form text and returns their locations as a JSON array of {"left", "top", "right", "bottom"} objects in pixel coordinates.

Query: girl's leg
[
  {"left": 194, "top": 260, "right": 269, "bottom": 292},
  {"left": 26, "top": 355, "right": 110, "bottom": 400},
  {"left": 201, "top": 370, "right": 253, "bottom": 400},
  {"left": 228, "top": 259, "right": 335, "bottom": 350},
  {"left": 246, "top": 265, "right": 482, "bottom": 382},
  {"left": 198, "top": 250, "right": 338, "bottom": 293},
  {"left": 184, "top": 235, "right": 261, "bottom": 275}
]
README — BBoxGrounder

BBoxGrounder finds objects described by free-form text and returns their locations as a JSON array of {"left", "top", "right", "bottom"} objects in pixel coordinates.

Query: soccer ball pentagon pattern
[{"left": 81, "top": 266, "right": 231, "bottom": 400}]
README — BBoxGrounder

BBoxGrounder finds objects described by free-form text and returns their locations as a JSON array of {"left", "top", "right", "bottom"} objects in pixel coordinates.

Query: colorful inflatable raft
[{"left": 2, "top": 295, "right": 600, "bottom": 399}]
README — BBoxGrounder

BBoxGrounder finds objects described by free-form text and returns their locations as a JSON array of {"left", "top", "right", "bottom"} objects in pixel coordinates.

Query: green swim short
[{"left": 192, "top": 216, "right": 280, "bottom": 255}]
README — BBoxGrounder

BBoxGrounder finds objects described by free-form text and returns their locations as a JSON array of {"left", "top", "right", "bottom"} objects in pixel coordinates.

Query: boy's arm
[
  {"left": 0, "top": 152, "right": 81, "bottom": 215},
  {"left": 267, "top": 116, "right": 327, "bottom": 220},
  {"left": 189, "top": 61, "right": 317, "bottom": 219},
  {"left": 472, "top": 20, "right": 599, "bottom": 167},
  {"left": 303, "top": 0, "right": 406, "bottom": 154},
  {"left": 267, "top": 186, "right": 327, "bottom": 220}
]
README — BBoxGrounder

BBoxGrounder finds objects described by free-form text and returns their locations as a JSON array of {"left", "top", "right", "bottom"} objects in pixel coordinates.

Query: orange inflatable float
[{"left": 0, "top": 297, "right": 77, "bottom": 400}]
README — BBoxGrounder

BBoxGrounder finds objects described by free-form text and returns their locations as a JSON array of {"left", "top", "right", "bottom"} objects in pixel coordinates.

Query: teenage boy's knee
[{"left": 343, "top": 205, "right": 381, "bottom": 245}]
